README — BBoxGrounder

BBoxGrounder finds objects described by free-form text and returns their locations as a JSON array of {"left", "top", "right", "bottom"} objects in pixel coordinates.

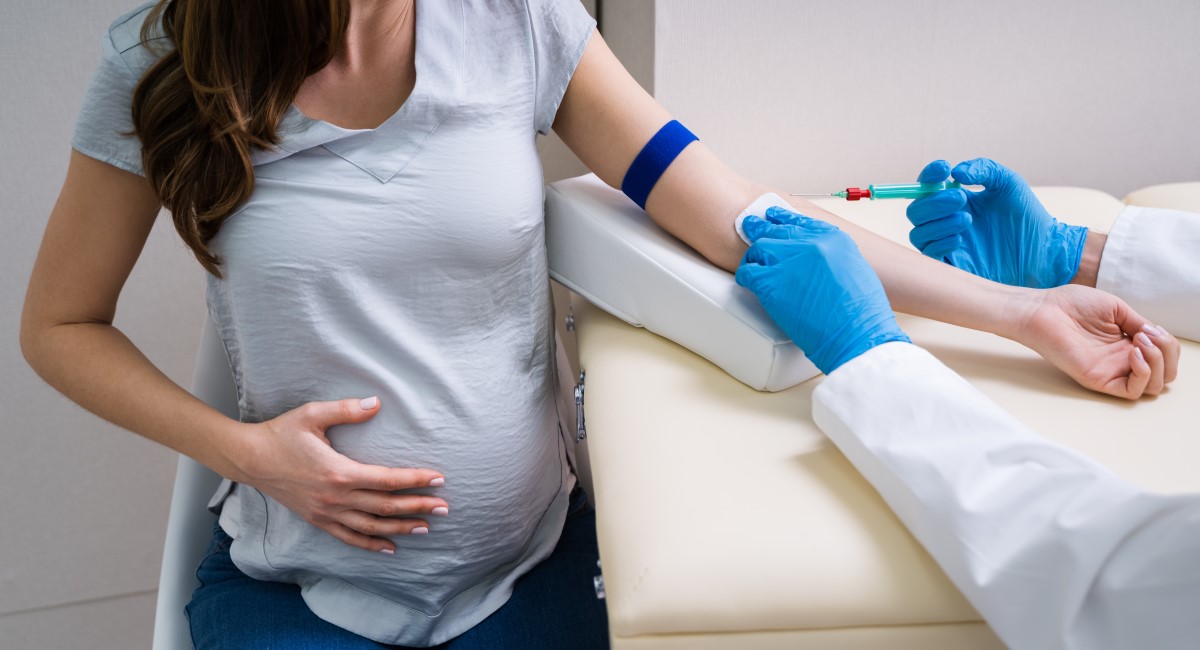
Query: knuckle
[
  {"left": 315, "top": 491, "right": 338, "bottom": 508},
  {"left": 375, "top": 474, "right": 398, "bottom": 492},
  {"left": 300, "top": 402, "right": 322, "bottom": 420},
  {"left": 380, "top": 472, "right": 410, "bottom": 492},
  {"left": 358, "top": 521, "right": 379, "bottom": 537},
  {"left": 324, "top": 470, "right": 351, "bottom": 490},
  {"left": 377, "top": 500, "right": 397, "bottom": 517}
]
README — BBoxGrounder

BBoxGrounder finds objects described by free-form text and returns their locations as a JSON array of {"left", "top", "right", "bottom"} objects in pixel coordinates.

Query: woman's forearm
[
  {"left": 21, "top": 322, "right": 251, "bottom": 480},
  {"left": 635, "top": 145, "right": 1027, "bottom": 340},
  {"left": 778, "top": 192, "right": 1028, "bottom": 339}
]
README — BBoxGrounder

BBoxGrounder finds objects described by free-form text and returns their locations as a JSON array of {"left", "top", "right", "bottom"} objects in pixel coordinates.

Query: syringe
[{"left": 790, "top": 180, "right": 961, "bottom": 201}]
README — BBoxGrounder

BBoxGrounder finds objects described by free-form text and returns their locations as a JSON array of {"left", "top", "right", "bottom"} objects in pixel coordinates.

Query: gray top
[{"left": 73, "top": 1, "right": 595, "bottom": 645}]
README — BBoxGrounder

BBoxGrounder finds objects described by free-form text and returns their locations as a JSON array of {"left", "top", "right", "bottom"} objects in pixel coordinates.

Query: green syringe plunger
[{"left": 791, "top": 180, "right": 961, "bottom": 201}]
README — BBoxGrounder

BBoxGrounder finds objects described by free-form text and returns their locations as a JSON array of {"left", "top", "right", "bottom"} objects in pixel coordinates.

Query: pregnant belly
[{"left": 234, "top": 404, "right": 567, "bottom": 616}]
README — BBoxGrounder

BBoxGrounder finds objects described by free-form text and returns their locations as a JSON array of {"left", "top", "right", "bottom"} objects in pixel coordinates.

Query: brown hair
[{"left": 131, "top": 0, "right": 349, "bottom": 277}]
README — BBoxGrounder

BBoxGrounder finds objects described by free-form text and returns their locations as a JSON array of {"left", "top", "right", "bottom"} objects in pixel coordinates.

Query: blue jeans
[{"left": 186, "top": 487, "right": 609, "bottom": 649}]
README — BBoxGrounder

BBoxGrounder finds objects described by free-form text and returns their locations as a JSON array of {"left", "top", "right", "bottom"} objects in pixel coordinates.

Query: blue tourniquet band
[{"left": 621, "top": 120, "right": 698, "bottom": 209}]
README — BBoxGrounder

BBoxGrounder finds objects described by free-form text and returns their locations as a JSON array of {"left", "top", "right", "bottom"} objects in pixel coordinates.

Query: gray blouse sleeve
[
  {"left": 526, "top": 0, "right": 596, "bottom": 135},
  {"left": 71, "top": 13, "right": 153, "bottom": 176}
]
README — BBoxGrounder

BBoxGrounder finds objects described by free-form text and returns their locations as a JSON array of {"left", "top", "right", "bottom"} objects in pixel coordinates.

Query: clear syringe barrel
[{"left": 867, "top": 181, "right": 961, "bottom": 200}]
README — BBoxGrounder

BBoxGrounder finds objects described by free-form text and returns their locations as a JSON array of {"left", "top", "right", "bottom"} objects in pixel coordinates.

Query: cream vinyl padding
[
  {"left": 566, "top": 184, "right": 1200, "bottom": 649},
  {"left": 545, "top": 174, "right": 819, "bottom": 391},
  {"left": 1123, "top": 181, "right": 1200, "bottom": 212}
]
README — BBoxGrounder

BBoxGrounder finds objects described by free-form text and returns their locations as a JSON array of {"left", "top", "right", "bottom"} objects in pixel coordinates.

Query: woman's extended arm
[
  {"left": 552, "top": 30, "right": 1172, "bottom": 399},
  {"left": 21, "top": 152, "right": 447, "bottom": 553}
]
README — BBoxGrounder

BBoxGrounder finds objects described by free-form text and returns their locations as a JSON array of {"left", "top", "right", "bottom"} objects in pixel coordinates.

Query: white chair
[{"left": 151, "top": 317, "right": 237, "bottom": 650}]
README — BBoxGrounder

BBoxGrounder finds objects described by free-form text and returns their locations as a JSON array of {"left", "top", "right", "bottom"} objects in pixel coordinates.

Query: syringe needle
[{"left": 788, "top": 193, "right": 836, "bottom": 197}]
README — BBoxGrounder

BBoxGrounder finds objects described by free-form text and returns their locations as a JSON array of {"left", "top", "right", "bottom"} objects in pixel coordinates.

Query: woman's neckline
[{"left": 290, "top": 0, "right": 422, "bottom": 133}]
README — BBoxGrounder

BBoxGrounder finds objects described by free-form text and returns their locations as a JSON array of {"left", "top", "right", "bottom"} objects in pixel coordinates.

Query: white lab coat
[{"left": 811, "top": 206, "right": 1200, "bottom": 650}]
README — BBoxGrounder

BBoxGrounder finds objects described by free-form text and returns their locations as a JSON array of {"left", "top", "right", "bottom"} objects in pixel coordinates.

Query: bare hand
[
  {"left": 233, "top": 396, "right": 447, "bottom": 554},
  {"left": 1014, "top": 285, "right": 1180, "bottom": 399}
]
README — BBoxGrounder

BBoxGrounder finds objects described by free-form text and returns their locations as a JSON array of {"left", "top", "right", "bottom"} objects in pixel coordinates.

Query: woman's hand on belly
[{"left": 233, "top": 396, "right": 449, "bottom": 554}]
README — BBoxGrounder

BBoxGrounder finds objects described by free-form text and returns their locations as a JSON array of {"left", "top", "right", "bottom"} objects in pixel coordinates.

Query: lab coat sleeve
[
  {"left": 1097, "top": 206, "right": 1200, "bottom": 341},
  {"left": 812, "top": 342, "right": 1200, "bottom": 650}
]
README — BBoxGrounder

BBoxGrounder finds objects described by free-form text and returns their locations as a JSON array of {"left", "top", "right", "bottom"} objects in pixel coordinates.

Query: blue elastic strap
[{"left": 621, "top": 120, "right": 698, "bottom": 210}]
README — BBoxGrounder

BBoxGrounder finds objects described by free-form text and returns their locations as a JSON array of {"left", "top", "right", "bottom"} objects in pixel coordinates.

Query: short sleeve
[
  {"left": 71, "top": 12, "right": 155, "bottom": 176},
  {"left": 526, "top": 0, "right": 596, "bottom": 135}
]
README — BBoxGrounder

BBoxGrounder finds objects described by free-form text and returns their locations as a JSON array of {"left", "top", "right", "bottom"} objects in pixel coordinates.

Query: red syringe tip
[{"left": 844, "top": 187, "right": 871, "bottom": 201}]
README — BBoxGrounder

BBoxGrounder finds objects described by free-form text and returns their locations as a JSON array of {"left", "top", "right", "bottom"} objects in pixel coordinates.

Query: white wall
[
  {"left": 637, "top": 0, "right": 1200, "bottom": 198},
  {"left": 1, "top": 3, "right": 206, "bottom": 648}
]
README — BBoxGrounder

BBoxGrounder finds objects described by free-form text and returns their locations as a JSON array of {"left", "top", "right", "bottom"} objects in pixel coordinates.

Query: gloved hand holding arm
[{"left": 734, "top": 208, "right": 910, "bottom": 375}]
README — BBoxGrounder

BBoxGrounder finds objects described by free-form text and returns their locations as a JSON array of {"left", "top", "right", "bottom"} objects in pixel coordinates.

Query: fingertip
[
  {"left": 1126, "top": 345, "right": 1150, "bottom": 396},
  {"left": 951, "top": 158, "right": 1005, "bottom": 188},
  {"left": 359, "top": 396, "right": 379, "bottom": 410},
  {"left": 916, "top": 159, "right": 950, "bottom": 183},
  {"left": 764, "top": 205, "right": 804, "bottom": 225},
  {"left": 907, "top": 189, "right": 968, "bottom": 225},
  {"left": 734, "top": 264, "right": 749, "bottom": 287},
  {"left": 922, "top": 235, "right": 963, "bottom": 261},
  {"left": 740, "top": 215, "right": 767, "bottom": 242},
  {"left": 951, "top": 158, "right": 986, "bottom": 183},
  {"left": 428, "top": 476, "right": 445, "bottom": 487},
  {"left": 734, "top": 261, "right": 760, "bottom": 289},
  {"left": 810, "top": 218, "right": 840, "bottom": 234},
  {"left": 907, "top": 228, "right": 926, "bottom": 253}
]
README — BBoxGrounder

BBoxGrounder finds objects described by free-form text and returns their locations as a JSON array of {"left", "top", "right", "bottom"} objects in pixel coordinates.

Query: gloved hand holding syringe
[{"left": 790, "top": 180, "right": 961, "bottom": 201}]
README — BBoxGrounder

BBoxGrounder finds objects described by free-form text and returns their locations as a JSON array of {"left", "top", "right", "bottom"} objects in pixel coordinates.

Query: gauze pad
[{"left": 734, "top": 192, "right": 792, "bottom": 244}]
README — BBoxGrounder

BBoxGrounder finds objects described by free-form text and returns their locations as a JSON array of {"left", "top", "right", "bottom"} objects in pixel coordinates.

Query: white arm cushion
[{"left": 545, "top": 173, "right": 819, "bottom": 392}]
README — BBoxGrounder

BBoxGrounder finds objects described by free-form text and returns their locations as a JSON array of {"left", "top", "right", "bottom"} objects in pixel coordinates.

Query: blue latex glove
[
  {"left": 735, "top": 207, "right": 911, "bottom": 375},
  {"left": 905, "top": 158, "right": 1089, "bottom": 288}
]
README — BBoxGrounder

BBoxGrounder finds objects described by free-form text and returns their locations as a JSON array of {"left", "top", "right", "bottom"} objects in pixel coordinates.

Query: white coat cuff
[{"left": 1097, "top": 205, "right": 1200, "bottom": 341}]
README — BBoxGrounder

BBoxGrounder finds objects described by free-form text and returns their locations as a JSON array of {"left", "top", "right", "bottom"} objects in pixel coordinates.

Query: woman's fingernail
[
  {"left": 429, "top": 477, "right": 445, "bottom": 487},
  {"left": 412, "top": 527, "right": 429, "bottom": 535},
  {"left": 1134, "top": 347, "right": 1145, "bottom": 363},
  {"left": 1157, "top": 325, "right": 1169, "bottom": 337},
  {"left": 360, "top": 396, "right": 379, "bottom": 410},
  {"left": 1136, "top": 332, "right": 1152, "bottom": 347},
  {"left": 379, "top": 548, "right": 395, "bottom": 555},
  {"left": 1142, "top": 323, "right": 1159, "bottom": 337},
  {"left": 432, "top": 506, "right": 449, "bottom": 516}
]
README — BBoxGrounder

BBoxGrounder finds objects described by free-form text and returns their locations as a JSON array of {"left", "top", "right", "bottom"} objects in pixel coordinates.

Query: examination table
[{"left": 545, "top": 175, "right": 1200, "bottom": 649}]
